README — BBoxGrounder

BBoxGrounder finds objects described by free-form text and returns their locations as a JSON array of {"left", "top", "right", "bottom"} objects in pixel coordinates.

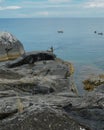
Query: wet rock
[
  {"left": 6, "top": 51, "right": 56, "bottom": 68},
  {"left": 0, "top": 32, "right": 25, "bottom": 61}
]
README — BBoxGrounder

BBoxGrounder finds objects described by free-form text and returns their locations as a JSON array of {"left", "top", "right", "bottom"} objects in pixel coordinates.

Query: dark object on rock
[
  {"left": 33, "top": 85, "right": 54, "bottom": 94},
  {"left": 6, "top": 51, "right": 56, "bottom": 68},
  {"left": 0, "top": 32, "right": 25, "bottom": 61}
]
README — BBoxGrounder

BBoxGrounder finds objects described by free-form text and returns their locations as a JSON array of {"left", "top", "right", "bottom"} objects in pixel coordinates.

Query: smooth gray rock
[{"left": 0, "top": 32, "right": 25, "bottom": 61}]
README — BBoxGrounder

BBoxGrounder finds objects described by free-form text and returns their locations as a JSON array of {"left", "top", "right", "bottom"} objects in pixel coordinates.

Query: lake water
[{"left": 0, "top": 18, "right": 104, "bottom": 94}]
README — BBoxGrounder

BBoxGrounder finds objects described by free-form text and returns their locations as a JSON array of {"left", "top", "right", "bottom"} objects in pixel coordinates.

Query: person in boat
[{"left": 57, "top": 30, "right": 63, "bottom": 33}]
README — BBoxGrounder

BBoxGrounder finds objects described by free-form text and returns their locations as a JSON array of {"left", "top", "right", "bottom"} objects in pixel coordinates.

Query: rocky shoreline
[{"left": 0, "top": 32, "right": 104, "bottom": 130}]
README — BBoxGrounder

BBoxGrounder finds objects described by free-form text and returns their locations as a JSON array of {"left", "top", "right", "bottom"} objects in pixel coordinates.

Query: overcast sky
[{"left": 0, "top": 0, "right": 104, "bottom": 18}]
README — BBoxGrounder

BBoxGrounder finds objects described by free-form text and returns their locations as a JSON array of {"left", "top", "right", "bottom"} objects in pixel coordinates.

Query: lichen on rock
[{"left": 83, "top": 74, "right": 104, "bottom": 91}]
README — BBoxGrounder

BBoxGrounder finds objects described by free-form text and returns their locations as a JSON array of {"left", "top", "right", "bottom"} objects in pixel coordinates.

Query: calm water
[{"left": 0, "top": 18, "right": 104, "bottom": 94}]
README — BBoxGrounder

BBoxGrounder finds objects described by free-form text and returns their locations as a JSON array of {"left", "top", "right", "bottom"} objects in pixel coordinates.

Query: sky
[{"left": 0, "top": 0, "right": 104, "bottom": 18}]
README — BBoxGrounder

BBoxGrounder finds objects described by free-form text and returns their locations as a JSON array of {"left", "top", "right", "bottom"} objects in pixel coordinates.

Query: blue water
[{"left": 0, "top": 18, "right": 104, "bottom": 94}]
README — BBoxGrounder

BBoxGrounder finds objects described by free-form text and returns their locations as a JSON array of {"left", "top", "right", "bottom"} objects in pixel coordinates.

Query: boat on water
[
  {"left": 94, "top": 31, "right": 97, "bottom": 33},
  {"left": 98, "top": 32, "right": 103, "bottom": 35},
  {"left": 94, "top": 31, "right": 103, "bottom": 35},
  {"left": 57, "top": 30, "right": 64, "bottom": 33}
]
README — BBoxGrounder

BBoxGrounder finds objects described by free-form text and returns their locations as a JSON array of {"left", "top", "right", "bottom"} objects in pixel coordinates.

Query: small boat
[
  {"left": 57, "top": 30, "right": 64, "bottom": 33},
  {"left": 94, "top": 31, "right": 97, "bottom": 33},
  {"left": 98, "top": 32, "right": 103, "bottom": 35}
]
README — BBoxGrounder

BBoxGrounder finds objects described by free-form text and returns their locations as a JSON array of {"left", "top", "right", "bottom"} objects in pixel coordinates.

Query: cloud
[
  {"left": 0, "top": 6, "right": 21, "bottom": 10},
  {"left": 36, "top": 11, "right": 49, "bottom": 16},
  {"left": 16, "top": 11, "right": 49, "bottom": 18},
  {"left": 22, "top": 1, "right": 72, "bottom": 9},
  {"left": 48, "top": 0, "right": 70, "bottom": 3},
  {"left": 84, "top": 1, "right": 104, "bottom": 8}
]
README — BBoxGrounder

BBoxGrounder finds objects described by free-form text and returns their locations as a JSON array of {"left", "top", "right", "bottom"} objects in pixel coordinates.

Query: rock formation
[
  {"left": 0, "top": 50, "right": 85, "bottom": 130},
  {"left": 0, "top": 32, "right": 25, "bottom": 61},
  {"left": 0, "top": 51, "right": 103, "bottom": 130},
  {"left": 0, "top": 33, "right": 103, "bottom": 130}
]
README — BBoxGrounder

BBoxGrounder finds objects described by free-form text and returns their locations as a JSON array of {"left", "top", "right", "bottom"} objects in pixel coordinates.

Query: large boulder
[{"left": 0, "top": 32, "right": 25, "bottom": 61}]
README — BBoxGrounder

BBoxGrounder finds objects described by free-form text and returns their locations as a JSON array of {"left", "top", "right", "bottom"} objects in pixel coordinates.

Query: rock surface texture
[
  {"left": 0, "top": 51, "right": 103, "bottom": 130},
  {"left": 0, "top": 32, "right": 25, "bottom": 61}
]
